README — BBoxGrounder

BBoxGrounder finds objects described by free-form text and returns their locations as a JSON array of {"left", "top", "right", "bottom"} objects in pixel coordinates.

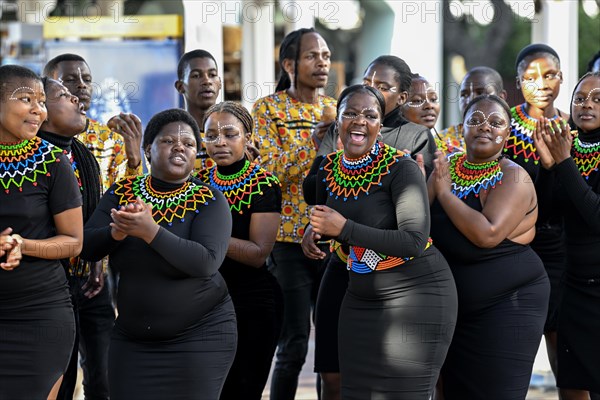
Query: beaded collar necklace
[
  {"left": 572, "top": 132, "right": 600, "bottom": 179},
  {"left": 505, "top": 103, "right": 560, "bottom": 164},
  {"left": 111, "top": 174, "right": 216, "bottom": 226},
  {"left": 0, "top": 137, "right": 63, "bottom": 194},
  {"left": 322, "top": 141, "right": 405, "bottom": 201},
  {"left": 449, "top": 152, "right": 503, "bottom": 199},
  {"left": 200, "top": 160, "right": 280, "bottom": 214}
]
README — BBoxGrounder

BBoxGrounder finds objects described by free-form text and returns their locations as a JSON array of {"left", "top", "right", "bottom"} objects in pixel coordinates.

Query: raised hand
[
  {"left": 432, "top": 151, "right": 451, "bottom": 197},
  {"left": 107, "top": 113, "right": 143, "bottom": 169}
]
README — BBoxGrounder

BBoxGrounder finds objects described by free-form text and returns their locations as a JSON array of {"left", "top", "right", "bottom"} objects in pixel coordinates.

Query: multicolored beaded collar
[
  {"left": 198, "top": 160, "right": 280, "bottom": 214},
  {"left": 449, "top": 152, "right": 503, "bottom": 199},
  {"left": 322, "top": 141, "right": 406, "bottom": 201},
  {"left": 572, "top": 131, "right": 600, "bottom": 179},
  {"left": 0, "top": 137, "right": 63, "bottom": 194},
  {"left": 111, "top": 175, "right": 216, "bottom": 226},
  {"left": 504, "top": 103, "right": 560, "bottom": 165}
]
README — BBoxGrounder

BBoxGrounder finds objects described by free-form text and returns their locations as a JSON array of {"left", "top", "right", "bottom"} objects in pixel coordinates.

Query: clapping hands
[
  {"left": 110, "top": 197, "right": 160, "bottom": 243},
  {"left": 533, "top": 117, "right": 573, "bottom": 169}
]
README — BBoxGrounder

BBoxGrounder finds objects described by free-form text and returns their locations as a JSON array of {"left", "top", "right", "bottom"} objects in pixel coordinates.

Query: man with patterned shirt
[
  {"left": 43, "top": 54, "right": 143, "bottom": 400},
  {"left": 252, "top": 28, "right": 335, "bottom": 400}
]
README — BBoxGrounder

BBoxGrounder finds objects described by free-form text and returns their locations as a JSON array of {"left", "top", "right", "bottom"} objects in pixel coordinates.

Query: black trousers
[{"left": 57, "top": 275, "right": 115, "bottom": 400}]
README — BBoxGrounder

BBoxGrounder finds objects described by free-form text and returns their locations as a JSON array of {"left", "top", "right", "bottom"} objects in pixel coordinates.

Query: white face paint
[
  {"left": 464, "top": 110, "right": 509, "bottom": 131},
  {"left": 8, "top": 87, "right": 35, "bottom": 100},
  {"left": 495, "top": 136, "right": 503, "bottom": 144},
  {"left": 406, "top": 82, "right": 438, "bottom": 108},
  {"left": 572, "top": 87, "right": 600, "bottom": 107},
  {"left": 175, "top": 124, "right": 191, "bottom": 146},
  {"left": 340, "top": 107, "right": 380, "bottom": 120},
  {"left": 203, "top": 120, "right": 241, "bottom": 144}
]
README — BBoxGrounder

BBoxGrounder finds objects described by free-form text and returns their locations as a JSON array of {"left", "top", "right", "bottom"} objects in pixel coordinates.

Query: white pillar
[
  {"left": 531, "top": 0, "right": 578, "bottom": 112},
  {"left": 240, "top": 0, "right": 275, "bottom": 110},
  {"left": 385, "top": 0, "right": 444, "bottom": 129},
  {"left": 279, "top": 0, "right": 315, "bottom": 35},
  {"left": 181, "top": 0, "right": 224, "bottom": 102}
]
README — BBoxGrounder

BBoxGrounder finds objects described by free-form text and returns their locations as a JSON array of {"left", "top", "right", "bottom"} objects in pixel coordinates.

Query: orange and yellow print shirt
[
  {"left": 252, "top": 91, "right": 336, "bottom": 243},
  {"left": 436, "top": 124, "right": 465, "bottom": 155},
  {"left": 79, "top": 118, "right": 143, "bottom": 192}
]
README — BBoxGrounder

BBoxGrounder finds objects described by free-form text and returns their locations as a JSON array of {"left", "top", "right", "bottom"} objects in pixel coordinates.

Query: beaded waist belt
[
  {"left": 330, "top": 240, "right": 349, "bottom": 263},
  {"left": 345, "top": 238, "right": 433, "bottom": 274}
]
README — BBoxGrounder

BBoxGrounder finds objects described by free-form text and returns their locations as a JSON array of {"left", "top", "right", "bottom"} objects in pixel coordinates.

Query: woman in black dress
[
  {"left": 197, "top": 101, "right": 283, "bottom": 400},
  {"left": 306, "top": 84, "right": 457, "bottom": 399},
  {"left": 533, "top": 71, "right": 600, "bottom": 399},
  {"left": 429, "top": 94, "right": 550, "bottom": 399},
  {"left": 36, "top": 77, "right": 110, "bottom": 400},
  {"left": 81, "top": 108, "right": 236, "bottom": 400},
  {"left": 0, "top": 65, "right": 82, "bottom": 399},
  {"left": 505, "top": 44, "right": 569, "bottom": 378}
]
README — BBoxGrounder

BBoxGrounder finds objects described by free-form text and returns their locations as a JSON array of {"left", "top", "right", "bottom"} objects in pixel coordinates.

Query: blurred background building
[{"left": 1, "top": 0, "right": 598, "bottom": 128}]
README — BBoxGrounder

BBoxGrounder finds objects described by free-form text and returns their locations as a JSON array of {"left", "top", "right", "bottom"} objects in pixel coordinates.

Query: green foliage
[
  {"left": 579, "top": 2, "right": 600, "bottom": 76},
  {"left": 496, "top": 15, "right": 531, "bottom": 80}
]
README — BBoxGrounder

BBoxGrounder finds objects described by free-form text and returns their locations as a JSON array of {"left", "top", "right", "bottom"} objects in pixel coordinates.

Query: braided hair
[
  {"left": 275, "top": 28, "right": 316, "bottom": 92},
  {"left": 72, "top": 137, "right": 101, "bottom": 222},
  {"left": 202, "top": 101, "right": 257, "bottom": 160},
  {"left": 202, "top": 101, "right": 253, "bottom": 133}
]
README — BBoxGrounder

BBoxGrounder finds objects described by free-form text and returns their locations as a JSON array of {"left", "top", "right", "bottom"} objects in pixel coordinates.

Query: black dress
[
  {"left": 538, "top": 128, "right": 600, "bottom": 392},
  {"left": 315, "top": 142, "right": 458, "bottom": 399},
  {"left": 81, "top": 174, "right": 236, "bottom": 400},
  {"left": 305, "top": 117, "right": 437, "bottom": 375},
  {"left": 431, "top": 184, "right": 550, "bottom": 399},
  {"left": 197, "top": 158, "right": 284, "bottom": 400},
  {"left": 0, "top": 137, "right": 79, "bottom": 398},
  {"left": 505, "top": 103, "right": 567, "bottom": 332}
]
